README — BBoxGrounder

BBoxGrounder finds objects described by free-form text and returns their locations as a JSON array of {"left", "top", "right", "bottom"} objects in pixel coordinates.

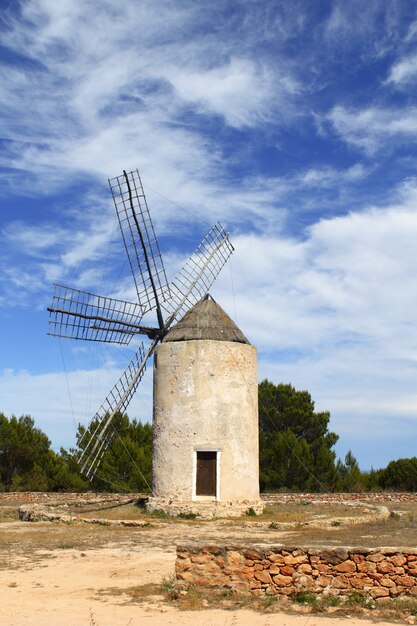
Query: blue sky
[{"left": 1, "top": 0, "right": 416, "bottom": 471}]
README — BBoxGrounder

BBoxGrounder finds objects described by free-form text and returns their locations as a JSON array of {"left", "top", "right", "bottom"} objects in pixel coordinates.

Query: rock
[
  {"left": 377, "top": 561, "right": 395, "bottom": 574},
  {"left": 191, "top": 554, "right": 212, "bottom": 564},
  {"left": 370, "top": 587, "right": 389, "bottom": 598},
  {"left": 349, "top": 574, "right": 373, "bottom": 589},
  {"left": 316, "top": 563, "right": 331, "bottom": 574},
  {"left": 226, "top": 551, "right": 245, "bottom": 566},
  {"left": 272, "top": 574, "right": 293, "bottom": 586},
  {"left": 331, "top": 575, "right": 350, "bottom": 589},
  {"left": 320, "top": 548, "right": 349, "bottom": 565},
  {"left": 269, "top": 554, "right": 285, "bottom": 565},
  {"left": 335, "top": 560, "right": 356, "bottom": 574},
  {"left": 243, "top": 549, "right": 262, "bottom": 561},
  {"left": 284, "top": 554, "right": 308, "bottom": 566},
  {"left": 254, "top": 570, "right": 272, "bottom": 584},
  {"left": 395, "top": 575, "right": 415, "bottom": 587},
  {"left": 358, "top": 562, "right": 377, "bottom": 574}
]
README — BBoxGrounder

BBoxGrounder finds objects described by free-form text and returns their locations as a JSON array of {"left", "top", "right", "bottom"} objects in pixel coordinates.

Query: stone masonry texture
[{"left": 176, "top": 545, "right": 417, "bottom": 599}]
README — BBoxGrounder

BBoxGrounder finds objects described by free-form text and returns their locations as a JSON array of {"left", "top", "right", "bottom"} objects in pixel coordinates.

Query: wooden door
[{"left": 196, "top": 451, "right": 217, "bottom": 496}]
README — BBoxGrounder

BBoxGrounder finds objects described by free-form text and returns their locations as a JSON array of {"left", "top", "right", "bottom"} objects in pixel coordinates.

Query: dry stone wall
[{"left": 176, "top": 545, "right": 417, "bottom": 600}]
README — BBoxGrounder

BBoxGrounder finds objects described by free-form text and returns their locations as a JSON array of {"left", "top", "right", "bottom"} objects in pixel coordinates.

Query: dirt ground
[{"left": 1, "top": 492, "right": 417, "bottom": 626}]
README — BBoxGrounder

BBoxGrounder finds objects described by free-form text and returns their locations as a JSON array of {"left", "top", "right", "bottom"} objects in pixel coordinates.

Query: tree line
[{"left": 1, "top": 380, "right": 415, "bottom": 493}]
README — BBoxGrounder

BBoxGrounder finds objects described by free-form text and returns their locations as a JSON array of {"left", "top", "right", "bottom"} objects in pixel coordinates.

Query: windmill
[{"left": 48, "top": 169, "right": 234, "bottom": 481}]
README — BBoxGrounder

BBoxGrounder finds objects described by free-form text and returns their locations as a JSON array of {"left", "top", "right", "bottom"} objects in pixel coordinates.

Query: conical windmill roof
[{"left": 163, "top": 295, "right": 250, "bottom": 344}]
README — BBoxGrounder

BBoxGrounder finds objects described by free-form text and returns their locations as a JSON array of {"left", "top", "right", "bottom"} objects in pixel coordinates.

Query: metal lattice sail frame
[{"left": 48, "top": 169, "right": 234, "bottom": 479}]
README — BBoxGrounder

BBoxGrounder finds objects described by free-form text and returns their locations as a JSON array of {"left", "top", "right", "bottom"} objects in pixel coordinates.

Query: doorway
[{"left": 196, "top": 450, "right": 217, "bottom": 497}]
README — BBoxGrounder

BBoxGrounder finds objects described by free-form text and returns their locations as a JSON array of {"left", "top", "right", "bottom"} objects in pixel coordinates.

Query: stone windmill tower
[
  {"left": 148, "top": 295, "right": 263, "bottom": 517},
  {"left": 47, "top": 168, "right": 262, "bottom": 516}
]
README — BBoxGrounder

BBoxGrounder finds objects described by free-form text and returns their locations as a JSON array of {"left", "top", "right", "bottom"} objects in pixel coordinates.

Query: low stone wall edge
[{"left": 176, "top": 545, "right": 417, "bottom": 599}]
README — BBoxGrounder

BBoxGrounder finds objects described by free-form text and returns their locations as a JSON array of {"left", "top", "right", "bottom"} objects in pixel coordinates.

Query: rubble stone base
[{"left": 146, "top": 497, "right": 264, "bottom": 519}]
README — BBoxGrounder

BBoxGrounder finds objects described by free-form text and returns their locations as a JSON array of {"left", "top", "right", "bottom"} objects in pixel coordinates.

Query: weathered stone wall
[
  {"left": 176, "top": 545, "right": 417, "bottom": 599},
  {"left": 150, "top": 339, "right": 262, "bottom": 517},
  {"left": 263, "top": 493, "right": 417, "bottom": 504}
]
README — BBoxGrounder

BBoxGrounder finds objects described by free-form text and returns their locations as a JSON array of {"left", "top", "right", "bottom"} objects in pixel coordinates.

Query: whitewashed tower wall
[{"left": 147, "top": 297, "right": 263, "bottom": 517}]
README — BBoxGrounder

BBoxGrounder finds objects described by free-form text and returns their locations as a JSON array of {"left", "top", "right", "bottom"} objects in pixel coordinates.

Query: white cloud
[
  {"left": 386, "top": 53, "right": 417, "bottom": 85},
  {"left": 0, "top": 0, "right": 302, "bottom": 197},
  {"left": 299, "top": 163, "right": 368, "bottom": 188},
  {"left": 327, "top": 105, "right": 417, "bottom": 153},
  {"left": 209, "top": 191, "right": 417, "bottom": 468},
  {"left": 168, "top": 57, "right": 298, "bottom": 128},
  {"left": 405, "top": 19, "right": 417, "bottom": 43}
]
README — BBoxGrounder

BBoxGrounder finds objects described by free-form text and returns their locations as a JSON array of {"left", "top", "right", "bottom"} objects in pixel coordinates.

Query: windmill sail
[
  {"left": 77, "top": 340, "right": 157, "bottom": 478},
  {"left": 163, "top": 222, "right": 234, "bottom": 327},
  {"left": 108, "top": 169, "right": 171, "bottom": 315},
  {"left": 47, "top": 284, "right": 143, "bottom": 345},
  {"left": 48, "top": 168, "right": 235, "bottom": 481}
]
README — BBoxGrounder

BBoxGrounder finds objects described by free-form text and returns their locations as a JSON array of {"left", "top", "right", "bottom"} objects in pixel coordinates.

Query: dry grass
[
  {"left": 102, "top": 577, "right": 417, "bottom": 621},
  {"left": 285, "top": 507, "right": 417, "bottom": 547}
]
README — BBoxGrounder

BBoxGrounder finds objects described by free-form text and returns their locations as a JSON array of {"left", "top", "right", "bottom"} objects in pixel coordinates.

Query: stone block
[
  {"left": 227, "top": 550, "right": 245, "bottom": 566},
  {"left": 331, "top": 575, "right": 350, "bottom": 589},
  {"left": 254, "top": 570, "right": 272, "bottom": 584},
  {"left": 175, "top": 559, "right": 191, "bottom": 572},
  {"left": 320, "top": 549, "right": 348, "bottom": 565},
  {"left": 358, "top": 562, "right": 377, "bottom": 574},
  {"left": 292, "top": 549, "right": 306, "bottom": 557},
  {"left": 370, "top": 587, "right": 390, "bottom": 599},
  {"left": 203, "top": 546, "right": 224, "bottom": 556},
  {"left": 272, "top": 574, "right": 293, "bottom": 586},
  {"left": 284, "top": 554, "right": 308, "bottom": 566},
  {"left": 395, "top": 575, "right": 415, "bottom": 587},
  {"left": 377, "top": 561, "right": 395, "bottom": 574},
  {"left": 335, "top": 560, "right": 356, "bottom": 574},
  {"left": 269, "top": 554, "right": 285, "bottom": 565},
  {"left": 350, "top": 574, "right": 373, "bottom": 589},
  {"left": 243, "top": 549, "right": 262, "bottom": 561},
  {"left": 352, "top": 554, "right": 366, "bottom": 564},
  {"left": 191, "top": 554, "right": 212, "bottom": 564},
  {"left": 316, "top": 563, "right": 331, "bottom": 574},
  {"left": 294, "top": 574, "right": 313, "bottom": 589}
]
